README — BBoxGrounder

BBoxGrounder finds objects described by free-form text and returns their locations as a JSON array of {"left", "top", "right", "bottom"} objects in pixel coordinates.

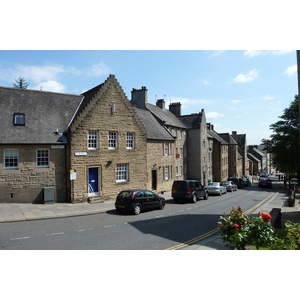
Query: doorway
[
  {"left": 152, "top": 170, "right": 157, "bottom": 190},
  {"left": 88, "top": 167, "right": 100, "bottom": 195}
]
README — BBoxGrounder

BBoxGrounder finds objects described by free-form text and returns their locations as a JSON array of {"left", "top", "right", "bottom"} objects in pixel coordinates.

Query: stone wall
[
  {"left": 0, "top": 145, "right": 66, "bottom": 203},
  {"left": 69, "top": 76, "right": 148, "bottom": 202}
]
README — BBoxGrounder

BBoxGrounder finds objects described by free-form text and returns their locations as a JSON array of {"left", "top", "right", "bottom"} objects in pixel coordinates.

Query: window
[
  {"left": 13, "top": 113, "right": 25, "bottom": 126},
  {"left": 4, "top": 149, "right": 18, "bottom": 169},
  {"left": 88, "top": 131, "right": 98, "bottom": 149},
  {"left": 108, "top": 132, "right": 118, "bottom": 149},
  {"left": 164, "top": 166, "right": 169, "bottom": 180},
  {"left": 116, "top": 164, "right": 128, "bottom": 182},
  {"left": 37, "top": 149, "right": 49, "bottom": 167},
  {"left": 126, "top": 132, "right": 135, "bottom": 149},
  {"left": 164, "top": 143, "right": 169, "bottom": 156}
]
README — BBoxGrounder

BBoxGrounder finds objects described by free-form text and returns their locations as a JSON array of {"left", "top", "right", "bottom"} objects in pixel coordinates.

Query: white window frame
[
  {"left": 164, "top": 143, "right": 169, "bottom": 156},
  {"left": 116, "top": 163, "right": 129, "bottom": 182},
  {"left": 13, "top": 113, "right": 25, "bottom": 126},
  {"left": 36, "top": 149, "right": 49, "bottom": 168},
  {"left": 108, "top": 132, "right": 118, "bottom": 149},
  {"left": 4, "top": 149, "right": 18, "bottom": 169},
  {"left": 164, "top": 166, "right": 169, "bottom": 180},
  {"left": 126, "top": 132, "right": 135, "bottom": 149},
  {"left": 88, "top": 131, "right": 98, "bottom": 150}
]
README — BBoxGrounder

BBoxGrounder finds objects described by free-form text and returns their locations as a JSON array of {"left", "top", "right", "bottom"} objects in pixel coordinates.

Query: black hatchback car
[
  {"left": 115, "top": 189, "right": 166, "bottom": 215},
  {"left": 171, "top": 180, "right": 208, "bottom": 203}
]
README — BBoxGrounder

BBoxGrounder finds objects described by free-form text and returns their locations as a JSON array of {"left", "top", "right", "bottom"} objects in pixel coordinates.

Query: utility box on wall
[{"left": 44, "top": 187, "right": 54, "bottom": 204}]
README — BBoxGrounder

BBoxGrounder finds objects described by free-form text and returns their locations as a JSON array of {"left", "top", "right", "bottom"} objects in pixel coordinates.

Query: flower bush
[
  {"left": 269, "top": 221, "right": 300, "bottom": 250},
  {"left": 218, "top": 207, "right": 275, "bottom": 250}
]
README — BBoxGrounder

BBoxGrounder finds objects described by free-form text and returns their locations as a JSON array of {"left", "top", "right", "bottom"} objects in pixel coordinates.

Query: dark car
[
  {"left": 221, "top": 180, "right": 237, "bottom": 192},
  {"left": 258, "top": 177, "right": 272, "bottom": 189},
  {"left": 115, "top": 190, "right": 166, "bottom": 215},
  {"left": 171, "top": 180, "right": 208, "bottom": 203},
  {"left": 229, "top": 177, "right": 245, "bottom": 189},
  {"left": 242, "top": 178, "right": 251, "bottom": 187}
]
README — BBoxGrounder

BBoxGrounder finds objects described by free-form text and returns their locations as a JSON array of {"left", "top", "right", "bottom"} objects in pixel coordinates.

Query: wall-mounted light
[{"left": 106, "top": 160, "right": 113, "bottom": 168}]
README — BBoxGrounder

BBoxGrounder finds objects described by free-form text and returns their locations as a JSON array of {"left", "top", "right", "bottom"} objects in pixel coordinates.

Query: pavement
[{"left": 1, "top": 181, "right": 299, "bottom": 250}]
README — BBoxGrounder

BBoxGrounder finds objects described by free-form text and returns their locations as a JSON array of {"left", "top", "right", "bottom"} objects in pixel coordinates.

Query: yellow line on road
[{"left": 164, "top": 192, "right": 276, "bottom": 250}]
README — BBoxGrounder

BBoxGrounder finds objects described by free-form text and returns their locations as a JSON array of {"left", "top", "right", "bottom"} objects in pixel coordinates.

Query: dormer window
[{"left": 13, "top": 113, "right": 25, "bottom": 126}]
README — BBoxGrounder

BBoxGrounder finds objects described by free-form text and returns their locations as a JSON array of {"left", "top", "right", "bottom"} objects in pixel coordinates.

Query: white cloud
[
  {"left": 210, "top": 50, "right": 225, "bottom": 57},
  {"left": 34, "top": 80, "right": 67, "bottom": 93},
  {"left": 202, "top": 79, "right": 211, "bottom": 86},
  {"left": 233, "top": 69, "right": 258, "bottom": 83},
  {"left": 244, "top": 50, "right": 294, "bottom": 58},
  {"left": 14, "top": 64, "right": 65, "bottom": 83},
  {"left": 206, "top": 112, "right": 224, "bottom": 118},
  {"left": 284, "top": 64, "right": 297, "bottom": 76},
  {"left": 87, "top": 62, "right": 111, "bottom": 77},
  {"left": 230, "top": 99, "right": 242, "bottom": 104}
]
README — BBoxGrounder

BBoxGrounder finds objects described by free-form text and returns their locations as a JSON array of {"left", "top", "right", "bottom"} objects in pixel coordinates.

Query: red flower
[
  {"left": 234, "top": 224, "right": 239, "bottom": 228},
  {"left": 260, "top": 212, "right": 272, "bottom": 222}
]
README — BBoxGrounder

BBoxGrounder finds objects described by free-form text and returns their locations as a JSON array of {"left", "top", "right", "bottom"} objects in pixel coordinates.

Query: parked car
[
  {"left": 242, "top": 178, "right": 251, "bottom": 187},
  {"left": 115, "top": 189, "right": 166, "bottom": 215},
  {"left": 206, "top": 182, "right": 227, "bottom": 195},
  {"left": 229, "top": 177, "right": 245, "bottom": 189},
  {"left": 221, "top": 181, "right": 237, "bottom": 192},
  {"left": 172, "top": 180, "right": 208, "bottom": 203},
  {"left": 258, "top": 177, "right": 272, "bottom": 189}
]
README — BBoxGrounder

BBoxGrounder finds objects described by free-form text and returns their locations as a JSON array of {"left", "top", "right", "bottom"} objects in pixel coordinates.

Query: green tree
[
  {"left": 262, "top": 95, "right": 300, "bottom": 178},
  {"left": 13, "top": 76, "right": 29, "bottom": 89}
]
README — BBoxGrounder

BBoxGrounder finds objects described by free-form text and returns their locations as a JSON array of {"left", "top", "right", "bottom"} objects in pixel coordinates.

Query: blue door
[{"left": 88, "top": 168, "right": 99, "bottom": 194}]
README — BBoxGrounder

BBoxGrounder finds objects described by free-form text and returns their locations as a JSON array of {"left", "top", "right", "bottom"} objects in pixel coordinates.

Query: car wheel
[
  {"left": 203, "top": 192, "right": 208, "bottom": 200},
  {"left": 159, "top": 199, "right": 165, "bottom": 210},
  {"left": 191, "top": 194, "right": 197, "bottom": 203},
  {"left": 133, "top": 205, "right": 141, "bottom": 215}
]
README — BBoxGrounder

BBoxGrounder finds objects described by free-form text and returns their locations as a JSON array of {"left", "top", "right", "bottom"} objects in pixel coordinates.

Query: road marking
[
  {"left": 47, "top": 232, "right": 64, "bottom": 236},
  {"left": 104, "top": 224, "right": 117, "bottom": 228},
  {"left": 78, "top": 228, "right": 93, "bottom": 232},
  {"left": 165, "top": 228, "right": 219, "bottom": 250},
  {"left": 11, "top": 236, "right": 31, "bottom": 240},
  {"left": 164, "top": 192, "right": 277, "bottom": 250}
]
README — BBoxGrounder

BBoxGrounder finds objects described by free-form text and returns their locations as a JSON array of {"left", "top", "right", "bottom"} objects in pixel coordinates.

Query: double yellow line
[{"left": 164, "top": 192, "right": 276, "bottom": 250}]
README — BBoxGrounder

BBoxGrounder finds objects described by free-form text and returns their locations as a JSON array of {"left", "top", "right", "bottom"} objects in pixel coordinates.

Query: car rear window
[
  {"left": 117, "top": 191, "right": 132, "bottom": 199},
  {"left": 172, "top": 181, "right": 187, "bottom": 189}
]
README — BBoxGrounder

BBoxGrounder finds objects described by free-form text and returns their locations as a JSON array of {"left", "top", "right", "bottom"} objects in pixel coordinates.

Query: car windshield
[{"left": 208, "top": 182, "right": 219, "bottom": 186}]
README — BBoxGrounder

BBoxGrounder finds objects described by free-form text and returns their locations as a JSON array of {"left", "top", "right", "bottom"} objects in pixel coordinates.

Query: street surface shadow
[{"left": 127, "top": 213, "right": 221, "bottom": 246}]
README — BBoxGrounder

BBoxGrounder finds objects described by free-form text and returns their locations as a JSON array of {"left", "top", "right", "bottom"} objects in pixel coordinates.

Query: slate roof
[
  {"left": 146, "top": 103, "right": 187, "bottom": 129},
  {"left": 177, "top": 113, "right": 203, "bottom": 129},
  {"left": 218, "top": 133, "right": 238, "bottom": 145},
  {"left": 134, "top": 108, "right": 174, "bottom": 141},
  {"left": 0, "top": 86, "right": 82, "bottom": 144},
  {"left": 207, "top": 129, "right": 228, "bottom": 144}
]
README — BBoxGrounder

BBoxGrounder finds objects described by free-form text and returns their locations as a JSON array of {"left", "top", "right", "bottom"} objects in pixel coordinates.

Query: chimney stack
[
  {"left": 169, "top": 102, "right": 182, "bottom": 116},
  {"left": 156, "top": 99, "right": 165, "bottom": 109},
  {"left": 131, "top": 86, "right": 148, "bottom": 109}
]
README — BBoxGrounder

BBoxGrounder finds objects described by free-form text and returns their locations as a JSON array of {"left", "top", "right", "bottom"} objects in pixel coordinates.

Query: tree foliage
[
  {"left": 262, "top": 95, "right": 300, "bottom": 178},
  {"left": 13, "top": 76, "right": 29, "bottom": 89}
]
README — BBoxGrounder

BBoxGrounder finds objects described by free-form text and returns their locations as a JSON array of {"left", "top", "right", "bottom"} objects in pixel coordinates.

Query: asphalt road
[{"left": 0, "top": 184, "right": 276, "bottom": 250}]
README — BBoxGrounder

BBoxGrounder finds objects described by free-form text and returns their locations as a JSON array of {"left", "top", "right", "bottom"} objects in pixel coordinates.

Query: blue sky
[{"left": 0, "top": 50, "right": 297, "bottom": 145}]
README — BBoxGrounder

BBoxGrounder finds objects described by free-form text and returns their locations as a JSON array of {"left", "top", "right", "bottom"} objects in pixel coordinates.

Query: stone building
[
  {"left": 68, "top": 75, "right": 148, "bottom": 202},
  {"left": 131, "top": 88, "right": 187, "bottom": 192},
  {"left": 177, "top": 109, "right": 212, "bottom": 185},
  {"left": 218, "top": 133, "right": 242, "bottom": 178},
  {"left": 207, "top": 123, "right": 229, "bottom": 182},
  {"left": 0, "top": 86, "right": 82, "bottom": 203}
]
